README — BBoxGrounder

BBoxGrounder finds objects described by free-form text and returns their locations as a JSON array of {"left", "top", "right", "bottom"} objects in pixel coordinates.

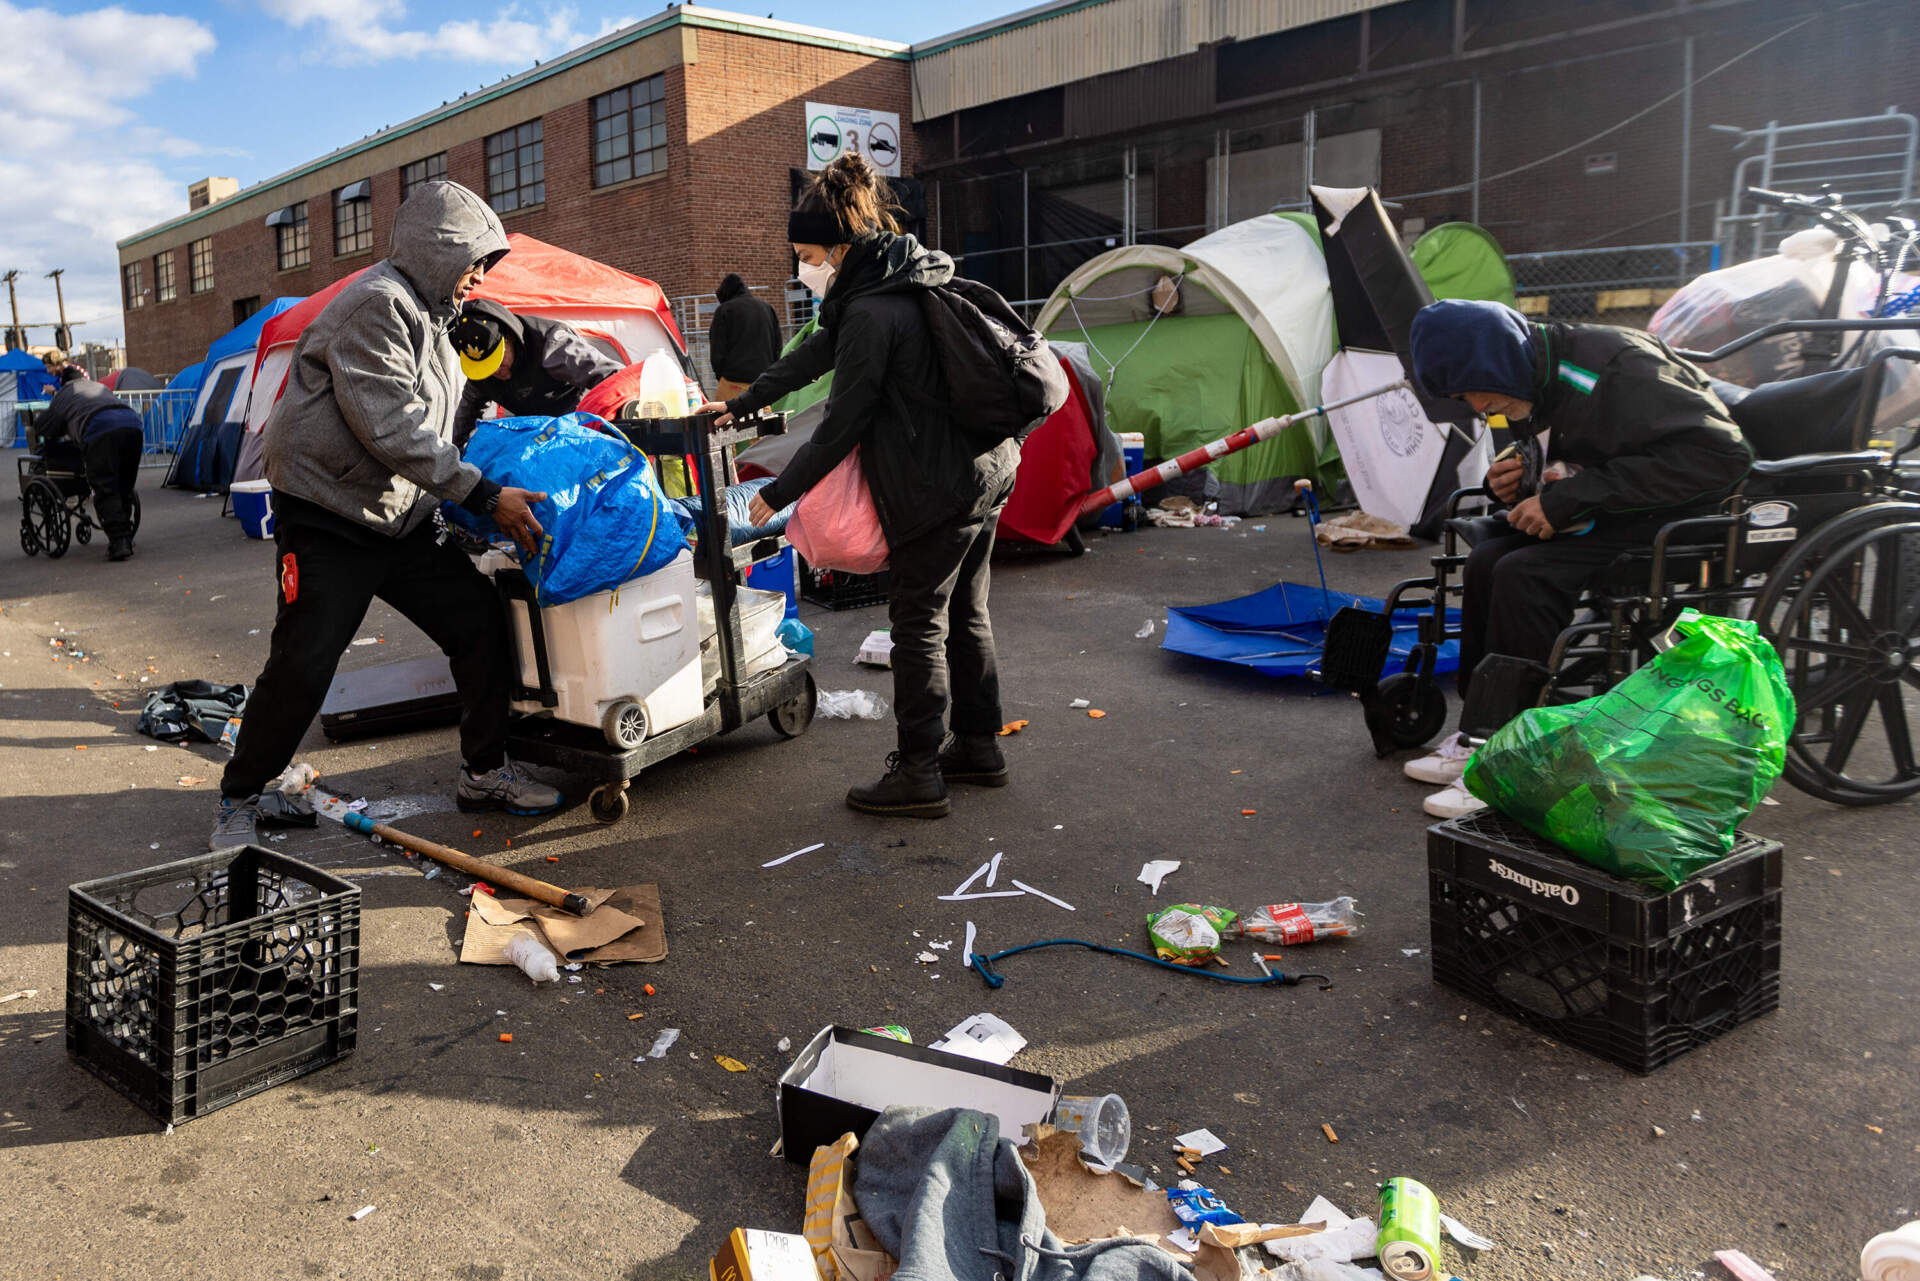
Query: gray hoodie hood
[{"left": 390, "top": 181, "right": 509, "bottom": 321}]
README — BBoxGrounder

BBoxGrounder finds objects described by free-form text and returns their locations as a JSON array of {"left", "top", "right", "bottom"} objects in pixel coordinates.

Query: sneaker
[
  {"left": 1404, "top": 731, "right": 1474, "bottom": 785},
  {"left": 1422, "top": 778, "right": 1488, "bottom": 820},
  {"left": 936, "top": 732, "right": 1009, "bottom": 787},
  {"left": 457, "top": 761, "right": 564, "bottom": 815},
  {"left": 107, "top": 537, "right": 134, "bottom": 562},
  {"left": 847, "top": 752, "right": 950, "bottom": 819},
  {"left": 210, "top": 795, "right": 262, "bottom": 850}
]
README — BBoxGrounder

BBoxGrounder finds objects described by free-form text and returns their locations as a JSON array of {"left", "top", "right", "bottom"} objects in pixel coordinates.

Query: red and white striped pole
[{"left": 1075, "top": 379, "right": 1410, "bottom": 519}]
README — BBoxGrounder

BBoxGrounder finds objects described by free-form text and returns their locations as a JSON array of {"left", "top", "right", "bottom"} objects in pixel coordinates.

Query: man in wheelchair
[
  {"left": 35, "top": 364, "right": 146, "bottom": 561},
  {"left": 1401, "top": 299, "right": 1755, "bottom": 818}
]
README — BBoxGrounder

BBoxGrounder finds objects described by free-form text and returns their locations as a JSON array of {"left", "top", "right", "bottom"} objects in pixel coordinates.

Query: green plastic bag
[{"left": 1463, "top": 610, "right": 1795, "bottom": 889}]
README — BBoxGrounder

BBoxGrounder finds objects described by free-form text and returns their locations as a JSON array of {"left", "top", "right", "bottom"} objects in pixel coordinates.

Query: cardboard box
[
  {"left": 777, "top": 1025, "right": 1058, "bottom": 1166},
  {"left": 709, "top": 1228, "right": 818, "bottom": 1281}
]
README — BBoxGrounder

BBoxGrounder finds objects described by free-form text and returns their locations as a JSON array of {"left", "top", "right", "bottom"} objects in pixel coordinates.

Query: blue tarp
[
  {"left": 202, "top": 298, "right": 300, "bottom": 368},
  {"left": 1164, "top": 581, "right": 1460, "bottom": 679},
  {"left": 167, "top": 360, "right": 206, "bottom": 395}
]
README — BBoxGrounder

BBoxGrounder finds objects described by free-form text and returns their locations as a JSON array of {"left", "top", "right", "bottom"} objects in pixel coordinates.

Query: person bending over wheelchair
[
  {"left": 35, "top": 364, "right": 146, "bottom": 561},
  {"left": 1401, "top": 299, "right": 1754, "bottom": 819}
]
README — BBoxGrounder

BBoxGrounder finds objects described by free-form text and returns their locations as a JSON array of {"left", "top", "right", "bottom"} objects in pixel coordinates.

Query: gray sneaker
[
  {"left": 210, "top": 795, "right": 262, "bottom": 850},
  {"left": 457, "top": 761, "right": 563, "bottom": 815}
]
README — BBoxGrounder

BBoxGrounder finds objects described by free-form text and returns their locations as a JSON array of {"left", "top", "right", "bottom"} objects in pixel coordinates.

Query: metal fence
[
  {"left": 668, "top": 285, "right": 813, "bottom": 390},
  {"left": 118, "top": 388, "right": 199, "bottom": 460},
  {"left": 1507, "top": 242, "right": 1720, "bottom": 327}
]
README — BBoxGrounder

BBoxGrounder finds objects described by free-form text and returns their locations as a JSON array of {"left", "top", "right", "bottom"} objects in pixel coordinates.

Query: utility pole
[
  {"left": 2, "top": 270, "right": 22, "bottom": 351},
  {"left": 46, "top": 268, "right": 71, "bottom": 351}
]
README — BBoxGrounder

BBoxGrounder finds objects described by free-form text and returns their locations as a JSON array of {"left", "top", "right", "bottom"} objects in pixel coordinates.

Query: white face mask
[{"left": 797, "top": 258, "right": 837, "bottom": 300}]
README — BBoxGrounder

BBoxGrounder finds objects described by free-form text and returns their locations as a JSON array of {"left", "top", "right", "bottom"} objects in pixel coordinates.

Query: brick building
[
  {"left": 118, "top": 0, "right": 1916, "bottom": 376},
  {"left": 117, "top": 9, "right": 914, "bottom": 378}
]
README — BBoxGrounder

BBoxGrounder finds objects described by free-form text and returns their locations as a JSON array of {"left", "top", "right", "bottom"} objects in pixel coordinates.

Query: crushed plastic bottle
[
  {"left": 817, "top": 689, "right": 889, "bottom": 720},
  {"left": 1239, "top": 897, "right": 1363, "bottom": 946},
  {"left": 504, "top": 933, "right": 560, "bottom": 983}
]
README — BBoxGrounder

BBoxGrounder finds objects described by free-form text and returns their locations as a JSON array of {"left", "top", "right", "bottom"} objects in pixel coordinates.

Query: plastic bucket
[
  {"left": 1101, "top": 435, "right": 1147, "bottom": 528},
  {"left": 231, "top": 479, "right": 275, "bottom": 539},
  {"left": 743, "top": 546, "right": 799, "bottom": 620}
]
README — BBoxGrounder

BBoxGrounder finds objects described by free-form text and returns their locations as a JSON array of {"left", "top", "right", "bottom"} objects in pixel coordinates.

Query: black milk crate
[
  {"left": 800, "top": 559, "right": 890, "bottom": 611},
  {"left": 1428, "top": 809, "right": 1781, "bottom": 1074},
  {"left": 66, "top": 845, "right": 360, "bottom": 1124}
]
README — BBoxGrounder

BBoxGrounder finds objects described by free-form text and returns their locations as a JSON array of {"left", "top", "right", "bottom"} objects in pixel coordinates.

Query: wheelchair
[
  {"left": 17, "top": 451, "right": 142, "bottom": 559},
  {"left": 1321, "top": 318, "right": 1920, "bottom": 806}
]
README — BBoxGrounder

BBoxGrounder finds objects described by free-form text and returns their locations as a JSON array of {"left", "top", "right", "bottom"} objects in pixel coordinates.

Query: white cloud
[
  {"left": 257, "top": 0, "right": 628, "bottom": 66},
  {"left": 0, "top": 2, "right": 218, "bottom": 351}
]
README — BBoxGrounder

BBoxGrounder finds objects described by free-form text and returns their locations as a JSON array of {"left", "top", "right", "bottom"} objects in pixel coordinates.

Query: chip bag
[{"left": 1146, "top": 904, "right": 1238, "bottom": 965}]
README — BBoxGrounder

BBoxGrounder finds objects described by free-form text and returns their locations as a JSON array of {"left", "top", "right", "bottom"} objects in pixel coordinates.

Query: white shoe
[
  {"left": 1423, "top": 778, "right": 1488, "bottom": 820},
  {"left": 1404, "top": 731, "right": 1474, "bottom": 785}
]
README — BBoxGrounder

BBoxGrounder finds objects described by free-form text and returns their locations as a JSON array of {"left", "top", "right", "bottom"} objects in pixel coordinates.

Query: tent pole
[
  {"left": 1303, "top": 109, "right": 1317, "bottom": 205},
  {"left": 1022, "top": 168, "right": 1031, "bottom": 308},
  {"left": 1678, "top": 35, "right": 1695, "bottom": 243},
  {"left": 1471, "top": 78, "right": 1483, "bottom": 225}
]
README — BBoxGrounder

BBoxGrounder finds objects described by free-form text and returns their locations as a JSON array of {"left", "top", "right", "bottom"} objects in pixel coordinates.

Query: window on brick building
[
  {"left": 335, "top": 181, "right": 373, "bottom": 256},
  {"left": 123, "top": 261, "right": 145, "bottom": 309},
  {"left": 592, "top": 74, "right": 667, "bottom": 188},
  {"left": 401, "top": 152, "right": 447, "bottom": 200},
  {"left": 485, "top": 121, "right": 544, "bottom": 213},
  {"left": 233, "top": 296, "right": 261, "bottom": 326},
  {"left": 270, "top": 201, "right": 310, "bottom": 271},
  {"left": 189, "top": 237, "right": 213, "bottom": 293},
  {"left": 154, "top": 250, "right": 176, "bottom": 303}
]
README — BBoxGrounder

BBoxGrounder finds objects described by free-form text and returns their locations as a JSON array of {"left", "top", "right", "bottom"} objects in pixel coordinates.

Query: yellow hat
[{"left": 451, "top": 313, "right": 507, "bottom": 380}]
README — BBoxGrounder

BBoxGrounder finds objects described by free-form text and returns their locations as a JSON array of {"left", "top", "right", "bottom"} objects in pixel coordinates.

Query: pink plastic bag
[{"left": 786, "top": 446, "right": 890, "bottom": 574}]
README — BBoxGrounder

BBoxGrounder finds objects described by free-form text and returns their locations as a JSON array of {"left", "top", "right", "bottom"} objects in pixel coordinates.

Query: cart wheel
[
  {"left": 768, "top": 671, "right": 818, "bottom": 739},
  {"left": 1378, "top": 672, "right": 1448, "bottom": 749},
  {"left": 1061, "top": 526, "right": 1088, "bottom": 556},
  {"left": 589, "top": 783, "right": 630, "bottom": 824},
  {"left": 601, "top": 698, "right": 648, "bottom": 750},
  {"left": 24, "top": 485, "right": 68, "bottom": 559}
]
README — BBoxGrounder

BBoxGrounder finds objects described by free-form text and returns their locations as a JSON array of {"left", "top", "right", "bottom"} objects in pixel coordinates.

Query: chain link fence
[
  {"left": 670, "top": 285, "right": 812, "bottom": 391},
  {"left": 1507, "top": 242, "right": 1720, "bottom": 329}
]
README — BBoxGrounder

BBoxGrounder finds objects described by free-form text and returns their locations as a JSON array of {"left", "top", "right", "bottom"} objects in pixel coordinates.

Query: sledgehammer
[{"left": 339, "top": 810, "right": 591, "bottom": 916}]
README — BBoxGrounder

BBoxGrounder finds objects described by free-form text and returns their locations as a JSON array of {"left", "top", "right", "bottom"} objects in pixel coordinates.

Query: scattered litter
[
  {"left": 0, "top": 989, "right": 38, "bottom": 1004},
  {"left": 777, "top": 1036, "right": 791, "bottom": 1053},
  {"left": 248, "top": 629, "right": 260, "bottom": 635},
  {"left": 427, "top": 983, "right": 444, "bottom": 992},
  {"left": 715, "top": 1055, "right": 751, "bottom": 1072},
  {"left": 144, "top": 746, "right": 157, "bottom": 751},
  {"left": 1713, "top": 1249, "right": 1779, "bottom": 1281},
  {"left": 498, "top": 1033, "right": 514, "bottom": 1043},
  {"left": 929, "top": 1012, "right": 1026, "bottom": 1065},
  {"left": 1138, "top": 860, "right": 1181, "bottom": 896},
  {"left": 1136, "top": 619, "right": 1156, "bottom": 638},
  {"left": 349, "top": 1206, "right": 376, "bottom": 1222},
  {"left": 1861, "top": 1221, "right": 1920, "bottom": 1280},
  {"left": 962, "top": 921, "right": 977, "bottom": 967},
  {"left": 1069, "top": 697, "right": 1090, "bottom": 708},
  {"left": 986, "top": 852, "right": 1002, "bottom": 886},
  {"left": 1168, "top": 1181, "right": 1244, "bottom": 1230},
  {"left": 1401, "top": 948, "right": 1422, "bottom": 957},
  {"left": 997, "top": 720, "right": 1028, "bottom": 736},
  {"left": 817, "top": 689, "right": 888, "bottom": 719},
  {"left": 1441, "top": 1212, "right": 1497, "bottom": 1252},
  {"left": 1691, "top": 1109, "right": 1705, "bottom": 1123},
  {"left": 1651, "top": 1125, "right": 1667, "bottom": 1138},
  {"left": 1242, "top": 898, "right": 1363, "bottom": 946},
  {"left": 504, "top": 933, "right": 560, "bottom": 983},
  {"left": 640, "top": 1028, "right": 681, "bottom": 1059},
  {"left": 1175, "top": 1128, "right": 1226, "bottom": 1157},
  {"left": 1241, "top": 808, "right": 1256, "bottom": 816},
  {"left": 1087, "top": 709, "right": 1107, "bottom": 719},
  {"left": 644, "top": 984, "right": 656, "bottom": 996},
  {"left": 1011, "top": 879, "right": 1075, "bottom": 911},
  {"left": 762, "top": 841, "right": 825, "bottom": 869},
  {"left": 350, "top": 637, "right": 380, "bottom": 647},
  {"left": 938, "top": 890, "right": 1024, "bottom": 902},
  {"left": 855, "top": 630, "right": 894, "bottom": 668},
  {"left": 952, "top": 860, "right": 992, "bottom": 895},
  {"left": 915, "top": 951, "right": 939, "bottom": 964},
  {"left": 1266, "top": 1196, "right": 1379, "bottom": 1266},
  {"left": 176, "top": 776, "right": 205, "bottom": 787},
  {"left": 1321, "top": 1123, "right": 1339, "bottom": 1143},
  {"left": 1760, "top": 796, "right": 1780, "bottom": 806}
]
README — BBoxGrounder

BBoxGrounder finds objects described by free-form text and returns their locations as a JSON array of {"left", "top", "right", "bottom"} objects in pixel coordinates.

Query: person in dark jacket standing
[
  {"left": 448, "top": 298, "right": 623, "bottom": 444},
  {"left": 1400, "top": 298, "right": 1753, "bottom": 819},
  {"left": 211, "top": 180, "right": 559, "bottom": 850},
  {"left": 35, "top": 366, "right": 145, "bottom": 560},
  {"left": 707, "top": 273, "right": 781, "bottom": 401},
  {"left": 705, "top": 154, "right": 1020, "bottom": 819}
]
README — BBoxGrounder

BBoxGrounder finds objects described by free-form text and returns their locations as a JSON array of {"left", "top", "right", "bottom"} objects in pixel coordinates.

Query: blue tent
[
  {"left": 166, "top": 360, "right": 206, "bottom": 395},
  {"left": 165, "top": 298, "right": 302, "bottom": 491},
  {"left": 2, "top": 348, "right": 56, "bottom": 400},
  {"left": 1163, "top": 581, "right": 1459, "bottom": 679}
]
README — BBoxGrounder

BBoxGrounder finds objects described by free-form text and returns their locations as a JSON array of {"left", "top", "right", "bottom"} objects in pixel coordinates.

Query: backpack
[{"left": 917, "top": 278, "right": 1069, "bottom": 443}]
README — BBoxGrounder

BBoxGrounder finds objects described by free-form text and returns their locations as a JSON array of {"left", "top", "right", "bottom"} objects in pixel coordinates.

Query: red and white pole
[{"left": 1074, "top": 379, "right": 1410, "bottom": 519}]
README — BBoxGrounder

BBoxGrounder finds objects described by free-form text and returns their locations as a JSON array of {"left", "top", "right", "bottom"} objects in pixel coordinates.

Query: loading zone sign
[{"left": 806, "top": 102, "right": 901, "bottom": 177}]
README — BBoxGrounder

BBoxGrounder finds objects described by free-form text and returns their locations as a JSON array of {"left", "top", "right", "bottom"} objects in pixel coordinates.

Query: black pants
[
  {"left": 84, "top": 427, "right": 144, "bottom": 541},
  {"left": 1458, "top": 519, "right": 1667, "bottom": 703},
  {"left": 221, "top": 519, "right": 513, "bottom": 800},
  {"left": 885, "top": 510, "right": 1005, "bottom": 761}
]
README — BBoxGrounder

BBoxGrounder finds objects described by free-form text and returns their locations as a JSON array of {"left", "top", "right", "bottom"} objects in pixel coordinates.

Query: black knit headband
[{"left": 788, "top": 207, "right": 845, "bottom": 245}]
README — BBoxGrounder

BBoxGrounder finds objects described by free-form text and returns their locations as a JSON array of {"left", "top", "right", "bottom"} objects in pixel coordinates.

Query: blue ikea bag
[{"left": 447, "top": 413, "right": 689, "bottom": 607}]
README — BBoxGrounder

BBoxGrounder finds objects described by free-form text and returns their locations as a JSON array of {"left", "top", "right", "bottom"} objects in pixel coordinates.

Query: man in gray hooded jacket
[{"left": 213, "top": 180, "right": 558, "bottom": 849}]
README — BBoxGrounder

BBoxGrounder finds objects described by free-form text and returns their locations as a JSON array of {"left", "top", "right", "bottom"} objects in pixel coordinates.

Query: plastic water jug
[{"left": 635, "top": 349, "right": 689, "bottom": 419}]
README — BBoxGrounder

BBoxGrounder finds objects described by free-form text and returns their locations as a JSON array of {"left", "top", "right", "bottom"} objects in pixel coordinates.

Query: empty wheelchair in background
[
  {"left": 17, "top": 452, "right": 141, "bottom": 559},
  {"left": 1321, "top": 317, "right": 1920, "bottom": 806}
]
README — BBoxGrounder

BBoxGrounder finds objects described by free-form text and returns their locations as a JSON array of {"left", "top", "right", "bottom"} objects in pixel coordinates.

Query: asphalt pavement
[{"left": 1, "top": 472, "right": 1913, "bottom": 1280}]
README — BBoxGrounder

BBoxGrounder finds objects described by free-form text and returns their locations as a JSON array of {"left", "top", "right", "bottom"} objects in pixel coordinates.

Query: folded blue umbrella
[{"left": 1163, "top": 581, "right": 1458, "bottom": 679}]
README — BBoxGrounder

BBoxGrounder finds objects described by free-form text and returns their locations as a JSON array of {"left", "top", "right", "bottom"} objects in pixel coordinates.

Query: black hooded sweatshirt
[
  {"left": 708, "top": 277, "right": 781, "bottom": 384},
  {"left": 730, "top": 233, "right": 1019, "bottom": 548}
]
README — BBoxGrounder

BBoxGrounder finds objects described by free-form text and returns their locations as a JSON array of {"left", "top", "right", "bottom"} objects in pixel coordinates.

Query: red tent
[{"left": 997, "top": 358, "right": 1103, "bottom": 546}]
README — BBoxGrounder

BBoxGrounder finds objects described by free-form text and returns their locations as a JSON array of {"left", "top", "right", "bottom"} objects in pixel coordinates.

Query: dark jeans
[
  {"left": 885, "top": 509, "right": 1005, "bottom": 762},
  {"left": 1458, "top": 517, "right": 1668, "bottom": 705},
  {"left": 85, "top": 426, "right": 144, "bottom": 541},
  {"left": 221, "top": 519, "right": 513, "bottom": 800}
]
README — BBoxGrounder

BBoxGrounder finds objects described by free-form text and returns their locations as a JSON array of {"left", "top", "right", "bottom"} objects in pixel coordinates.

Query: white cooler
[{"left": 481, "top": 548, "right": 704, "bottom": 749}]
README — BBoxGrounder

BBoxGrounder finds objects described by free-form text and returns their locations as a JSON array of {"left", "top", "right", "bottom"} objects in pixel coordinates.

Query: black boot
[
  {"left": 937, "top": 732, "right": 1008, "bottom": 787},
  {"left": 107, "top": 536, "right": 134, "bottom": 562},
  {"left": 847, "top": 751, "right": 950, "bottom": 819}
]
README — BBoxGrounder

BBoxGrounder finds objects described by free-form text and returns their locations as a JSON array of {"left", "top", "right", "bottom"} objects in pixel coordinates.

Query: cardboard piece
[
  {"left": 928, "top": 1012, "right": 1026, "bottom": 1065},
  {"left": 459, "top": 885, "right": 667, "bottom": 966},
  {"left": 1020, "top": 1126, "right": 1186, "bottom": 1249},
  {"left": 777, "top": 1026, "right": 1057, "bottom": 1166},
  {"left": 803, "top": 1132, "right": 898, "bottom": 1281},
  {"left": 709, "top": 1227, "right": 817, "bottom": 1281}
]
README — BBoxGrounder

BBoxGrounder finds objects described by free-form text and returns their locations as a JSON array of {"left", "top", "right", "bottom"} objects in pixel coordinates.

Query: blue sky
[{"left": 0, "top": 0, "right": 988, "bottom": 351}]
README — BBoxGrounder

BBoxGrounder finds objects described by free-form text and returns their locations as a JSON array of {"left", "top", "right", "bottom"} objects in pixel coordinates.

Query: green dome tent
[{"left": 1410, "top": 222, "right": 1517, "bottom": 307}]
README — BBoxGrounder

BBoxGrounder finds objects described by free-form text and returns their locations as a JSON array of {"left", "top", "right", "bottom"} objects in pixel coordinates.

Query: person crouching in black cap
[{"left": 449, "top": 298, "right": 624, "bottom": 444}]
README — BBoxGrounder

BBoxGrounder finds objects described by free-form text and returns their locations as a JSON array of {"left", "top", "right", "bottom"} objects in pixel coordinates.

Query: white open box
[{"left": 776, "top": 1025, "right": 1058, "bottom": 1166}]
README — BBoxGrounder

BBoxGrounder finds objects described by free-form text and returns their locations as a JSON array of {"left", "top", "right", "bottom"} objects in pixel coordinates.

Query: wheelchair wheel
[
  {"left": 1756, "top": 514, "right": 1920, "bottom": 805},
  {"left": 75, "top": 517, "right": 92, "bottom": 546},
  {"left": 1377, "top": 671, "right": 1449, "bottom": 749},
  {"left": 22, "top": 484, "right": 69, "bottom": 559},
  {"left": 129, "top": 491, "right": 142, "bottom": 538}
]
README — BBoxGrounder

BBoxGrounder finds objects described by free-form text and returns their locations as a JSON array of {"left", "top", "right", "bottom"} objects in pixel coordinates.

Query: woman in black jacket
[{"left": 707, "top": 155, "right": 1019, "bottom": 819}]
